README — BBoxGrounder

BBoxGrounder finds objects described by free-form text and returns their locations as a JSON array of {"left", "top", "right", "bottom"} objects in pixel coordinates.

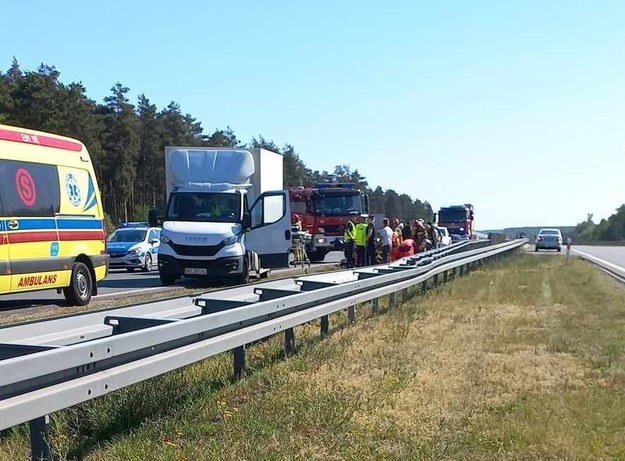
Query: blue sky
[{"left": 2, "top": 0, "right": 624, "bottom": 229}]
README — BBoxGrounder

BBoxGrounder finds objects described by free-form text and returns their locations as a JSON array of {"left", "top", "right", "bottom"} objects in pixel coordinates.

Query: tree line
[
  {"left": 0, "top": 60, "right": 432, "bottom": 226},
  {"left": 575, "top": 206, "right": 625, "bottom": 242}
]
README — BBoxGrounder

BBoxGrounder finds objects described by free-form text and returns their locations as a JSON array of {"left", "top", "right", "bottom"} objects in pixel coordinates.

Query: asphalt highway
[
  {"left": 3, "top": 245, "right": 623, "bottom": 313},
  {"left": 572, "top": 245, "right": 625, "bottom": 270},
  {"left": 0, "top": 251, "right": 344, "bottom": 311}
]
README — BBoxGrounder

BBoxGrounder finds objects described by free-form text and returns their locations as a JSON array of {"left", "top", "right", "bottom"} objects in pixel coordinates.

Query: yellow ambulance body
[{"left": 0, "top": 124, "right": 108, "bottom": 305}]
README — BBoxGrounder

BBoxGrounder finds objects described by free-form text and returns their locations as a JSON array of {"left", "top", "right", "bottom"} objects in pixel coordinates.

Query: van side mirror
[
  {"left": 242, "top": 213, "right": 251, "bottom": 230},
  {"left": 148, "top": 209, "right": 159, "bottom": 227}
]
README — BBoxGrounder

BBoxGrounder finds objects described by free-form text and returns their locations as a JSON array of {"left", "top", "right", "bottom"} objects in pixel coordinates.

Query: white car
[
  {"left": 535, "top": 228, "right": 562, "bottom": 252},
  {"left": 107, "top": 222, "right": 161, "bottom": 272},
  {"left": 436, "top": 226, "right": 452, "bottom": 247}
]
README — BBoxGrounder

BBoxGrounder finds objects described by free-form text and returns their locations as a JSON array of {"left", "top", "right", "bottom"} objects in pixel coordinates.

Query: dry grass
[{"left": 2, "top": 254, "right": 625, "bottom": 460}]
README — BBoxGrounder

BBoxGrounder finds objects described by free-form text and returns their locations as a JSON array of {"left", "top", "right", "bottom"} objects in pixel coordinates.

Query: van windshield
[
  {"left": 166, "top": 192, "right": 241, "bottom": 223},
  {"left": 108, "top": 229, "right": 147, "bottom": 243}
]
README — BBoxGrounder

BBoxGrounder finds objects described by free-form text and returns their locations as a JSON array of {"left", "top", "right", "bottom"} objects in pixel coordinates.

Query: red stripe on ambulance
[{"left": 0, "top": 129, "right": 82, "bottom": 152}]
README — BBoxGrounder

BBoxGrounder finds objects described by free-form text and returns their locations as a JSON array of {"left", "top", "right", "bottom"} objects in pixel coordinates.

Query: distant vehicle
[
  {"left": 437, "top": 204, "right": 475, "bottom": 241},
  {"left": 535, "top": 228, "right": 562, "bottom": 252},
  {"left": 107, "top": 222, "right": 161, "bottom": 272},
  {"left": 288, "top": 183, "right": 369, "bottom": 262},
  {"left": 436, "top": 226, "right": 452, "bottom": 246}
]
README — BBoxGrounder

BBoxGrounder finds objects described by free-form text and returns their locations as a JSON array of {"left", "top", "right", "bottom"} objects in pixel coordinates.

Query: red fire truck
[
  {"left": 289, "top": 183, "right": 369, "bottom": 261},
  {"left": 437, "top": 204, "right": 475, "bottom": 241}
]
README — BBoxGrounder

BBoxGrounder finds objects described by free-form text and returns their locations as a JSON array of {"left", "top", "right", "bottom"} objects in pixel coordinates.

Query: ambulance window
[{"left": 0, "top": 160, "right": 61, "bottom": 217}]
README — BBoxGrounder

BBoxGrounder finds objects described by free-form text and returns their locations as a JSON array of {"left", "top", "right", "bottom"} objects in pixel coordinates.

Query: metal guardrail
[
  {"left": 572, "top": 248, "right": 625, "bottom": 281},
  {"left": 0, "top": 239, "right": 526, "bottom": 460}
]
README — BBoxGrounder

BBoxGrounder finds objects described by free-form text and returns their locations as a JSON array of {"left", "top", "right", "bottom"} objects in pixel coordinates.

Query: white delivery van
[{"left": 151, "top": 147, "right": 291, "bottom": 285}]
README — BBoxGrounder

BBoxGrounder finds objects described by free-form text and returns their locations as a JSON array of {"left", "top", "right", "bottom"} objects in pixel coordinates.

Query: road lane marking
[{"left": 572, "top": 249, "right": 625, "bottom": 275}]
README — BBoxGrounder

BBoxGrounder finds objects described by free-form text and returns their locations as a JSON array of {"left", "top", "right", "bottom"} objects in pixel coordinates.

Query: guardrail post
[
  {"left": 433, "top": 274, "right": 439, "bottom": 288},
  {"left": 233, "top": 346, "right": 246, "bottom": 380},
  {"left": 372, "top": 298, "right": 379, "bottom": 314},
  {"left": 29, "top": 415, "right": 53, "bottom": 461},
  {"left": 320, "top": 315, "right": 330, "bottom": 338},
  {"left": 347, "top": 305, "right": 356, "bottom": 323},
  {"left": 443, "top": 271, "right": 448, "bottom": 284},
  {"left": 284, "top": 328, "right": 296, "bottom": 356},
  {"left": 421, "top": 280, "right": 427, "bottom": 294},
  {"left": 389, "top": 292, "right": 396, "bottom": 309},
  {"left": 402, "top": 288, "right": 408, "bottom": 303}
]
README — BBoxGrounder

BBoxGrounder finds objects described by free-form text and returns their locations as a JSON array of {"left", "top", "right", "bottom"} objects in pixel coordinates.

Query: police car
[{"left": 107, "top": 222, "right": 161, "bottom": 272}]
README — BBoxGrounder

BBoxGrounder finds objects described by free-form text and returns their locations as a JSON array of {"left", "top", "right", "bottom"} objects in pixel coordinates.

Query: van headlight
[
  {"left": 131, "top": 248, "right": 141, "bottom": 254},
  {"left": 160, "top": 234, "right": 171, "bottom": 244},
  {"left": 222, "top": 234, "right": 242, "bottom": 247}
]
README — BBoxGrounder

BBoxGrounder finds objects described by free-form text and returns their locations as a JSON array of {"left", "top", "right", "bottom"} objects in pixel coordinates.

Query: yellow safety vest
[{"left": 355, "top": 223, "right": 368, "bottom": 246}]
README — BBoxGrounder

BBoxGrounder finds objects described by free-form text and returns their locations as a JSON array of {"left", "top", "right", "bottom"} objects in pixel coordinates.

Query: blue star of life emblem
[{"left": 65, "top": 174, "right": 81, "bottom": 207}]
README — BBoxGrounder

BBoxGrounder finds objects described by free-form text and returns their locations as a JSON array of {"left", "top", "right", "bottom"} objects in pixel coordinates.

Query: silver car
[{"left": 535, "top": 228, "right": 562, "bottom": 252}]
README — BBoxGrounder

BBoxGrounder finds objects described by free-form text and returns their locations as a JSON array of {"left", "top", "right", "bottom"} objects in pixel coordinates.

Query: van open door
[{"left": 246, "top": 190, "right": 291, "bottom": 268}]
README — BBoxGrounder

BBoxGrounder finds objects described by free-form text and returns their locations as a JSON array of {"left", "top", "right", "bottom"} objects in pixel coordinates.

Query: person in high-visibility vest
[
  {"left": 343, "top": 220, "right": 356, "bottom": 268},
  {"left": 354, "top": 216, "right": 369, "bottom": 267}
]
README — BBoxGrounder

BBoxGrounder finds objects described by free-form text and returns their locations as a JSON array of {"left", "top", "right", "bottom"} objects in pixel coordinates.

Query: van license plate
[{"left": 184, "top": 268, "right": 207, "bottom": 275}]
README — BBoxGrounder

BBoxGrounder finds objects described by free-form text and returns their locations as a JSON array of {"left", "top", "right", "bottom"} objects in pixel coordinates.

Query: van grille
[{"left": 168, "top": 241, "right": 225, "bottom": 257}]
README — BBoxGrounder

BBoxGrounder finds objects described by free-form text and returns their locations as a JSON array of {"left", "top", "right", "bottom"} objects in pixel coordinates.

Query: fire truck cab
[{"left": 289, "top": 183, "right": 368, "bottom": 261}]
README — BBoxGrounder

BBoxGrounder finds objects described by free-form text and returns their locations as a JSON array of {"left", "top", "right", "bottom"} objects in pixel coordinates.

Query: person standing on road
[
  {"left": 355, "top": 215, "right": 368, "bottom": 267},
  {"left": 366, "top": 215, "right": 377, "bottom": 266},
  {"left": 391, "top": 219, "right": 402, "bottom": 261},
  {"left": 343, "top": 220, "right": 356, "bottom": 268},
  {"left": 426, "top": 221, "right": 439, "bottom": 249},
  {"left": 380, "top": 218, "right": 393, "bottom": 263},
  {"left": 414, "top": 219, "right": 427, "bottom": 252}
]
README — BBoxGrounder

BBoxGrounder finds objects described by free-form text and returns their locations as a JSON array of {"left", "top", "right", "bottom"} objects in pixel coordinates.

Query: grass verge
[{"left": 2, "top": 254, "right": 625, "bottom": 460}]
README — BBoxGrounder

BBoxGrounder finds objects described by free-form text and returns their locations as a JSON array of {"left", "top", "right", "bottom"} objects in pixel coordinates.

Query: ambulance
[{"left": 0, "top": 124, "right": 109, "bottom": 305}]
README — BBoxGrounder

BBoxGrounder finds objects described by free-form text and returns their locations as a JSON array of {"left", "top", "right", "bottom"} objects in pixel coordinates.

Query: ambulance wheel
[
  {"left": 64, "top": 262, "right": 93, "bottom": 306},
  {"left": 142, "top": 253, "right": 152, "bottom": 272}
]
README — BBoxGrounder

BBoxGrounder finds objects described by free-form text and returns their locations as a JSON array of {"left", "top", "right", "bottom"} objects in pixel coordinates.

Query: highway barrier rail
[
  {"left": 572, "top": 248, "right": 625, "bottom": 281},
  {"left": 0, "top": 238, "right": 527, "bottom": 460}
]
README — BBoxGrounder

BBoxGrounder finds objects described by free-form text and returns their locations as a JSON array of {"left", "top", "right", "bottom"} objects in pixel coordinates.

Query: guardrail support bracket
[
  {"left": 29, "top": 415, "right": 53, "bottom": 461},
  {"left": 320, "top": 315, "right": 330, "bottom": 337},
  {"left": 348, "top": 305, "right": 356, "bottom": 323},
  {"left": 233, "top": 346, "right": 246, "bottom": 380},
  {"left": 284, "top": 328, "right": 296, "bottom": 356}
]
